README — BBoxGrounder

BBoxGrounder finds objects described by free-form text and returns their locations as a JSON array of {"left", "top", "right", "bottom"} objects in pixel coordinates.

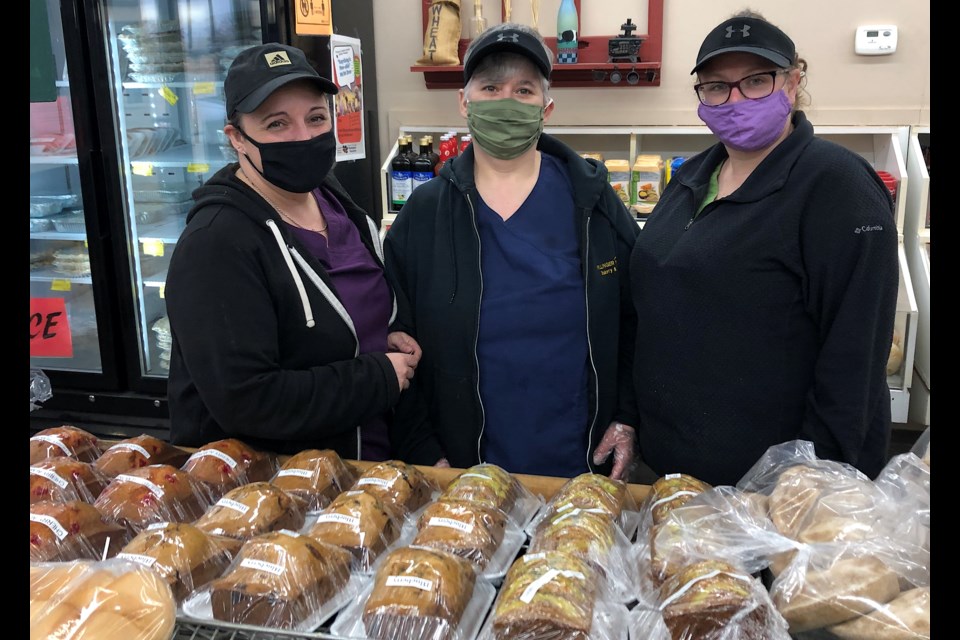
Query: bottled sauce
[
  {"left": 460, "top": 134, "right": 472, "bottom": 155},
  {"left": 470, "top": 0, "right": 487, "bottom": 39},
  {"left": 557, "top": 0, "right": 579, "bottom": 64},
  {"left": 412, "top": 136, "right": 435, "bottom": 193},
  {"left": 390, "top": 135, "right": 412, "bottom": 211},
  {"left": 425, "top": 135, "right": 441, "bottom": 175},
  {"left": 404, "top": 135, "right": 418, "bottom": 164}
]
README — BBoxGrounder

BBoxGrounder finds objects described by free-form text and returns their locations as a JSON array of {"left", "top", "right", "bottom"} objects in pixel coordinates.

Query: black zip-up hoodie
[
  {"left": 165, "top": 163, "right": 400, "bottom": 459},
  {"left": 383, "top": 133, "right": 641, "bottom": 475}
]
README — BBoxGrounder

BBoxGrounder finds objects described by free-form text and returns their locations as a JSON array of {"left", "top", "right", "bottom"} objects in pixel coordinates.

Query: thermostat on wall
[{"left": 855, "top": 25, "right": 897, "bottom": 55}]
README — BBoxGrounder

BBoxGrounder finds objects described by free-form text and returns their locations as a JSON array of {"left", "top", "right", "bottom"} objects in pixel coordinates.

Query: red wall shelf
[{"left": 411, "top": 0, "right": 664, "bottom": 89}]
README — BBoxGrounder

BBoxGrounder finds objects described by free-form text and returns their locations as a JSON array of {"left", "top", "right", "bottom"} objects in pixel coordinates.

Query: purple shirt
[{"left": 286, "top": 186, "right": 393, "bottom": 461}]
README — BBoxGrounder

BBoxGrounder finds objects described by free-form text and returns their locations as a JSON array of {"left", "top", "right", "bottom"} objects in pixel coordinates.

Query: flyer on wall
[{"left": 330, "top": 34, "right": 365, "bottom": 162}]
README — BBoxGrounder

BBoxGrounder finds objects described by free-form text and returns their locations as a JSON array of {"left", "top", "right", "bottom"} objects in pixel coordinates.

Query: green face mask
[{"left": 466, "top": 98, "right": 545, "bottom": 160}]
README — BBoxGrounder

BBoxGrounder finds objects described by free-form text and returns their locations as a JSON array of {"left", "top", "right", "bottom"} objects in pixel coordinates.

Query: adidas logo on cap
[{"left": 263, "top": 51, "right": 292, "bottom": 67}]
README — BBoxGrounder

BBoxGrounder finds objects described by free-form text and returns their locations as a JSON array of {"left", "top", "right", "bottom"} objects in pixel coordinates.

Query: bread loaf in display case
[
  {"left": 30, "top": 425, "right": 102, "bottom": 464},
  {"left": 269, "top": 448, "right": 357, "bottom": 512},
  {"left": 305, "top": 489, "right": 401, "bottom": 571},
  {"left": 193, "top": 481, "right": 305, "bottom": 541},
  {"left": 30, "top": 457, "right": 110, "bottom": 504},
  {"left": 440, "top": 463, "right": 521, "bottom": 516},
  {"left": 351, "top": 459, "right": 438, "bottom": 518},
  {"left": 412, "top": 497, "right": 509, "bottom": 569},
  {"left": 181, "top": 438, "right": 276, "bottom": 497},
  {"left": 94, "top": 434, "right": 190, "bottom": 477},
  {"left": 30, "top": 500, "right": 127, "bottom": 562}
]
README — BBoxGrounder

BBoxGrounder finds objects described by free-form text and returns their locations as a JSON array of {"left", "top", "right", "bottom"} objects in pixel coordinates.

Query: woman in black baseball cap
[
  {"left": 164, "top": 43, "right": 422, "bottom": 462},
  {"left": 628, "top": 11, "right": 900, "bottom": 487}
]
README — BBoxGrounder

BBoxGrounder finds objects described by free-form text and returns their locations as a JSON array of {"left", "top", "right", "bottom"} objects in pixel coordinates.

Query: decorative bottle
[{"left": 557, "top": 0, "right": 579, "bottom": 64}]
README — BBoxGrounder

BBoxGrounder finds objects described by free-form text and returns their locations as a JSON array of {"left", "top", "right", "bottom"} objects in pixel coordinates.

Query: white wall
[{"left": 369, "top": 0, "right": 929, "bottom": 155}]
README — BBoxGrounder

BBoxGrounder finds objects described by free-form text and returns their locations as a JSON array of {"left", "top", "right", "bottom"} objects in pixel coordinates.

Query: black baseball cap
[
  {"left": 225, "top": 43, "right": 339, "bottom": 116},
  {"left": 691, "top": 17, "right": 796, "bottom": 74},
  {"left": 463, "top": 26, "right": 553, "bottom": 83}
]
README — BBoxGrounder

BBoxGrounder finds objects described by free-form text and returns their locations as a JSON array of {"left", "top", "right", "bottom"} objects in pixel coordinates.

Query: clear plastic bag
[
  {"left": 270, "top": 448, "right": 358, "bottom": 513},
  {"left": 440, "top": 463, "right": 543, "bottom": 529},
  {"left": 193, "top": 481, "right": 306, "bottom": 541},
  {"left": 29, "top": 424, "right": 103, "bottom": 464},
  {"left": 528, "top": 472, "right": 641, "bottom": 540},
  {"left": 30, "top": 457, "right": 111, "bottom": 504},
  {"left": 30, "top": 368, "right": 53, "bottom": 411},
  {"left": 411, "top": 498, "right": 511, "bottom": 571}
]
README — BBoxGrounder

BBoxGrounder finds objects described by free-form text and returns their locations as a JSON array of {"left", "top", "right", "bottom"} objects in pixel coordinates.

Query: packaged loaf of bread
[
  {"left": 351, "top": 459, "right": 439, "bottom": 519},
  {"left": 94, "top": 434, "right": 190, "bottom": 478},
  {"left": 30, "top": 557, "right": 176, "bottom": 640},
  {"left": 482, "top": 549, "right": 629, "bottom": 640},
  {"left": 30, "top": 457, "right": 111, "bottom": 504},
  {"left": 30, "top": 500, "right": 128, "bottom": 562},
  {"left": 182, "top": 529, "right": 358, "bottom": 631},
  {"left": 348, "top": 545, "right": 491, "bottom": 640},
  {"left": 193, "top": 481, "right": 305, "bottom": 542},
  {"left": 871, "top": 452, "right": 931, "bottom": 589},
  {"left": 531, "top": 472, "right": 639, "bottom": 538},
  {"left": 826, "top": 585, "right": 930, "bottom": 639},
  {"left": 642, "top": 473, "right": 713, "bottom": 527},
  {"left": 270, "top": 448, "right": 357, "bottom": 512},
  {"left": 117, "top": 521, "right": 241, "bottom": 603},
  {"left": 94, "top": 463, "right": 215, "bottom": 536},
  {"left": 440, "top": 463, "right": 540, "bottom": 527},
  {"left": 30, "top": 425, "right": 102, "bottom": 464},
  {"left": 181, "top": 438, "right": 277, "bottom": 497},
  {"left": 305, "top": 489, "right": 403, "bottom": 572},
  {"left": 656, "top": 558, "right": 791, "bottom": 640},
  {"left": 412, "top": 497, "right": 510, "bottom": 570}
]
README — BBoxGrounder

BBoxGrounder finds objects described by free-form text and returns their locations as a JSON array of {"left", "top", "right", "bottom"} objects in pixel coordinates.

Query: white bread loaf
[{"left": 827, "top": 586, "right": 930, "bottom": 639}]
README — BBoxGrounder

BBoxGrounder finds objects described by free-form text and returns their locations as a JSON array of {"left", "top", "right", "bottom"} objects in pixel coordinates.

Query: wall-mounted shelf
[{"left": 411, "top": 0, "right": 663, "bottom": 89}]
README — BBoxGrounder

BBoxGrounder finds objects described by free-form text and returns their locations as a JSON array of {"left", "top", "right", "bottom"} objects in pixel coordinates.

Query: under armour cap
[
  {"left": 691, "top": 17, "right": 796, "bottom": 74},
  {"left": 225, "top": 43, "right": 339, "bottom": 116},
  {"left": 463, "top": 26, "right": 553, "bottom": 83}
]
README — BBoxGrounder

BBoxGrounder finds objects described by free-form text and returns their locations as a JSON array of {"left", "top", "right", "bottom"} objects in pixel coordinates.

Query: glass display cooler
[{"left": 29, "top": 0, "right": 381, "bottom": 433}]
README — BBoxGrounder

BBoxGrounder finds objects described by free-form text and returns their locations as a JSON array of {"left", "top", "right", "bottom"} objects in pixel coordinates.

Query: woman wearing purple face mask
[{"left": 628, "top": 10, "right": 900, "bottom": 487}]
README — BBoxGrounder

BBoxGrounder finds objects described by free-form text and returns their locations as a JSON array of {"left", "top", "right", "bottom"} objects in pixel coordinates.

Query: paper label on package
[
  {"left": 30, "top": 466, "right": 69, "bottom": 488},
  {"left": 116, "top": 473, "right": 165, "bottom": 497},
  {"left": 117, "top": 552, "right": 157, "bottom": 568},
  {"left": 428, "top": 517, "right": 473, "bottom": 534},
  {"left": 651, "top": 490, "right": 701, "bottom": 510},
  {"left": 555, "top": 502, "right": 574, "bottom": 513},
  {"left": 665, "top": 473, "right": 681, "bottom": 479},
  {"left": 460, "top": 473, "right": 493, "bottom": 481},
  {"left": 240, "top": 558, "right": 285, "bottom": 576},
  {"left": 659, "top": 569, "right": 752, "bottom": 609},
  {"left": 109, "top": 443, "right": 151, "bottom": 458},
  {"left": 356, "top": 477, "right": 392, "bottom": 488},
  {"left": 385, "top": 576, "right": 433, "bottom": 591},
  {"left": 314, "top": 513, "right": 360, "bottom": 527},
  {"left": 519, "top": 569, "right": 584, "bottom": 604},
  {"left": 343, "top": 490, "right": 364, "bottom": 496},
  {"left": 215, "top": 498, "right": 250, "bottom": 515},
  {"left": 276, "top": 468, "right": 314, "bottom": 479},
  {"left": 277, "top": 529, "right": 300, "bottom": 538},
  {"left": 146, "top": 521, "right": 171, "bottom": 530},
  {"left": 187, "top": 449, "right": 238, "bottom": 468},
  {"left": 523, "top": 552, "right": 546, "bottom": 563},
  {"left": 30, "top": 514, "right": 68, "bottom": 540},
  {"left": 31, "top": 434, "right": 72, "bottom": 455}
]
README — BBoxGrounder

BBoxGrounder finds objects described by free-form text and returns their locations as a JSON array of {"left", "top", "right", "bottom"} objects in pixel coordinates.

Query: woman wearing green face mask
[{"left": 383, "top": 23, "right": 643, "bottom": 481}]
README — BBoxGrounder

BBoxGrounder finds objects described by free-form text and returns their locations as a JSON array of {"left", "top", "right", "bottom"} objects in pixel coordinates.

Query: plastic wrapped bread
[
  {"left": 351, "top": 459, "right": 439, "bottom": 519},
  {"left": 94, "top": 434, "right": 190, "bottom": 478},
  {"left": 181, "top": 438, "right": 277, "bottom": 498},
  {"left": 117, "top": 522, "right": 241, "bottom": 603},
  {"left": 270, "top": 448, "right": 357, "bottom": 512},
  {"left": 536, "top": 472, "right": 638, "bottom": 537},
  {"left": 194, "top": 481, "right": 305, "bottom": 541},
  {"left": 827, "top": 586, "right": 930, "bottom": 639},
  {"left": 206, "top": 530, "right": 353, "bottom": 629},
  {"left": 642, "top": 473, "right": 713, "bottom": 527},
  {"left": 30, "top": 557, "right": 176, "bottom": 640},
  {"left": 362, "top": 545, "right": 478, "bottom": 640},
  {"left": 440, "top": 463, "right": 537, "bottom": 525},
  {"left": 30, "top": 425, "right": 102, "bottom": 464},
  {"left": 30, "top": 458, "right": 111, "bottom": 504},
  {"left": 305, "top": 489, "right": 402, "bottom": 572},
  {"left": 93, "top": 463, "right": 215, "bottom": 536},
  {"left": 412, "top": 498, "right": 509, "bottom": 569},
  {"left": 30, "top": 500, "right": 128, "bottom": 562}
]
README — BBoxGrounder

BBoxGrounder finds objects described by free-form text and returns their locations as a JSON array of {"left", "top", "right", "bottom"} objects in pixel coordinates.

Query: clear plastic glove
[
  {"left": 435, "top": 457, "right": 451, "bottom": 468},
  {"left": 592, "top": 422, "right": 636, "bottom": 481}
]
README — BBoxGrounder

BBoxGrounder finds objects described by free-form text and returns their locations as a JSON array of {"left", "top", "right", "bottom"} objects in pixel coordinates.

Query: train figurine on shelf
[{"left": 608, "top": 18, "right": 643, "bottom": 63}]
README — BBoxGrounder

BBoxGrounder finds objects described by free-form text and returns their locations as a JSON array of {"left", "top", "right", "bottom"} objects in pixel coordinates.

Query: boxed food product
[
  {"left": 604, "top": 159, "right": 632, "bottom": 206},
  {"left": 632, "top": 155, "right": 664, "bottom": 215}
]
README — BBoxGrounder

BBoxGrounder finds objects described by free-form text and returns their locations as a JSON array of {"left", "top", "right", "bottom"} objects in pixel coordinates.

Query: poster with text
[
  {"left": 331, "top": 34, "right": 365, "bottom": 161},
  {"left": 295, "top": 0, "right": 332, "bottom": 36}
]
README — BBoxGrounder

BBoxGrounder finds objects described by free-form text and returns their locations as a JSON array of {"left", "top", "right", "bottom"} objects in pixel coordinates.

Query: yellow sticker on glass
[
  {"left": 51, "top": 280, "right": 72, "bottom": 292},
  {"left": 187, "top": 163, "right": 210, "bottom": 174},
  {"left": 160, "top": 86, "right": 178, "bottom": 105},
  {"left": 142, "top": 240, "right": 165, "bottom": 257},
  {"left": 193, "top": 82, "right": 215, "bottom": 95},
  {"left": 132, "top": 162, "right": 154, "bottom": 176}
]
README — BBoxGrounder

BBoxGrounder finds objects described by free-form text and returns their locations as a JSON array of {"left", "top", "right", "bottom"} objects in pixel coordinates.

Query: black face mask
[{"left": 238, "top": 127, "right": 337, "bottom": 193}]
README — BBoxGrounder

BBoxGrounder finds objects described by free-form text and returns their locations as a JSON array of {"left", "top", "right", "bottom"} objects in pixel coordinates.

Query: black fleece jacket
[
  {"left": 383, "top": 133, "right": 641, "bottom": 475},
  {"left": 165, "top": 164, "right": 399, "bottom": 459},
  {"left": 629, "top": 111, "right": 899, "bottom": 486}
]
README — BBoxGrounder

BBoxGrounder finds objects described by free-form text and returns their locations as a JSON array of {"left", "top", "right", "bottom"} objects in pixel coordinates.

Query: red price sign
[{"left": 30, "top": 298, "right": 73, "bottom": 357}]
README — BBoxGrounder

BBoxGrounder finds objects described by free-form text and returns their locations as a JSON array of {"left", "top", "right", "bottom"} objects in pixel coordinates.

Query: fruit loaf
[
  {"left": 351, "top": 459, "right": 437, "bottom": 518},
  {"left": 440, "top": 463, "right": 521, "bottom": 517},
  {"left": 412, "top": 498, "right": 508, "bottom": 568},
  {"left": 181, "top": 438, "right": 276, "bottom": 497},
  {"left": 30, "top": 500, "right": 127, "bottom": 562},
  {"left": 270, "top": 448, "right": 356, "bottom": 512},
  {"left": 94, "top": 434, "right": 190, "bottom": 477},
  {"left": 30, "top": 458, "right": 110, "bottom": 504},
  {"left": 645, "top": 473, "right": 712, "bottom": 526},
  {"left": 30, "top": 425, "right": 101, "bottom": 464},
  {"left": 306, "top": 489, "right": 400, "bottom": 570},
  {"left": 194, "top": 481, "right": 304, "bottom": 541}
]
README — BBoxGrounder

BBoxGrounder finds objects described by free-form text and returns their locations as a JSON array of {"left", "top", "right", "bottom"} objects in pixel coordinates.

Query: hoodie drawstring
[{"left": 265, "top": 219, "right": 316, "bottom": 328}]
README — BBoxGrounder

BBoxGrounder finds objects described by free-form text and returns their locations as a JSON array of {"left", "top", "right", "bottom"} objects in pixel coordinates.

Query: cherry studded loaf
[
  {"left": 30, "top": 458, "right": 110, "bottom": 504},
  {"left": 30, "top": 425, "right": 102, "bottom": 464},
  {"left": 363, "top": 545, "right": 477, "bottom": 640},
  {"left": 30, "top": 500, "right": 128, "bottom": 562},
  {"left": 270, "top": 448, "right": 357, "bottom": 512},
  {"left": 194, "top": 481, "right": 305, "bottom": 541},
  {"left": 208, "top": 530, "right": 352, "bottom": 629},
  {"left": 118, "top": 522, "right": 241, "bottom": 602},
  {"left": 94, "top": 434, "right": 190, "bottom": 478},
  {"left": 491, "top": 550, "right": 599, "bottom": 640},
  {"left": 306, "top": 489, "right": 401, "bottom": 570},
  {"left": 181, "top": 438, "right": 276, "bottom": 498}
]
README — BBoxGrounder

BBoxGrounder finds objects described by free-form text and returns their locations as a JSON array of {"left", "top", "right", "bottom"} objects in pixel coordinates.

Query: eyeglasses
[{"left": 694, "top": 70, "right": 788, "bottom": 106}]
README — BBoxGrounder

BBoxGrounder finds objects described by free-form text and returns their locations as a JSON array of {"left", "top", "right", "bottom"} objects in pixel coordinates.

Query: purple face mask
[{"left": 697, "top": 90, "right": 792, "bottom": 152}]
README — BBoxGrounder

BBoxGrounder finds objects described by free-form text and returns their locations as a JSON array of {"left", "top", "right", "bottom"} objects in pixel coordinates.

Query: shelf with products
[
  {"left": 380, "top": 122, "right": 918, "bottom": 419},
  {"left": 412, "top": 0, "right": 663, "bottom": 89},
  {"left": 902, "top": 126, "right": 930, "bottom": 426}
]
